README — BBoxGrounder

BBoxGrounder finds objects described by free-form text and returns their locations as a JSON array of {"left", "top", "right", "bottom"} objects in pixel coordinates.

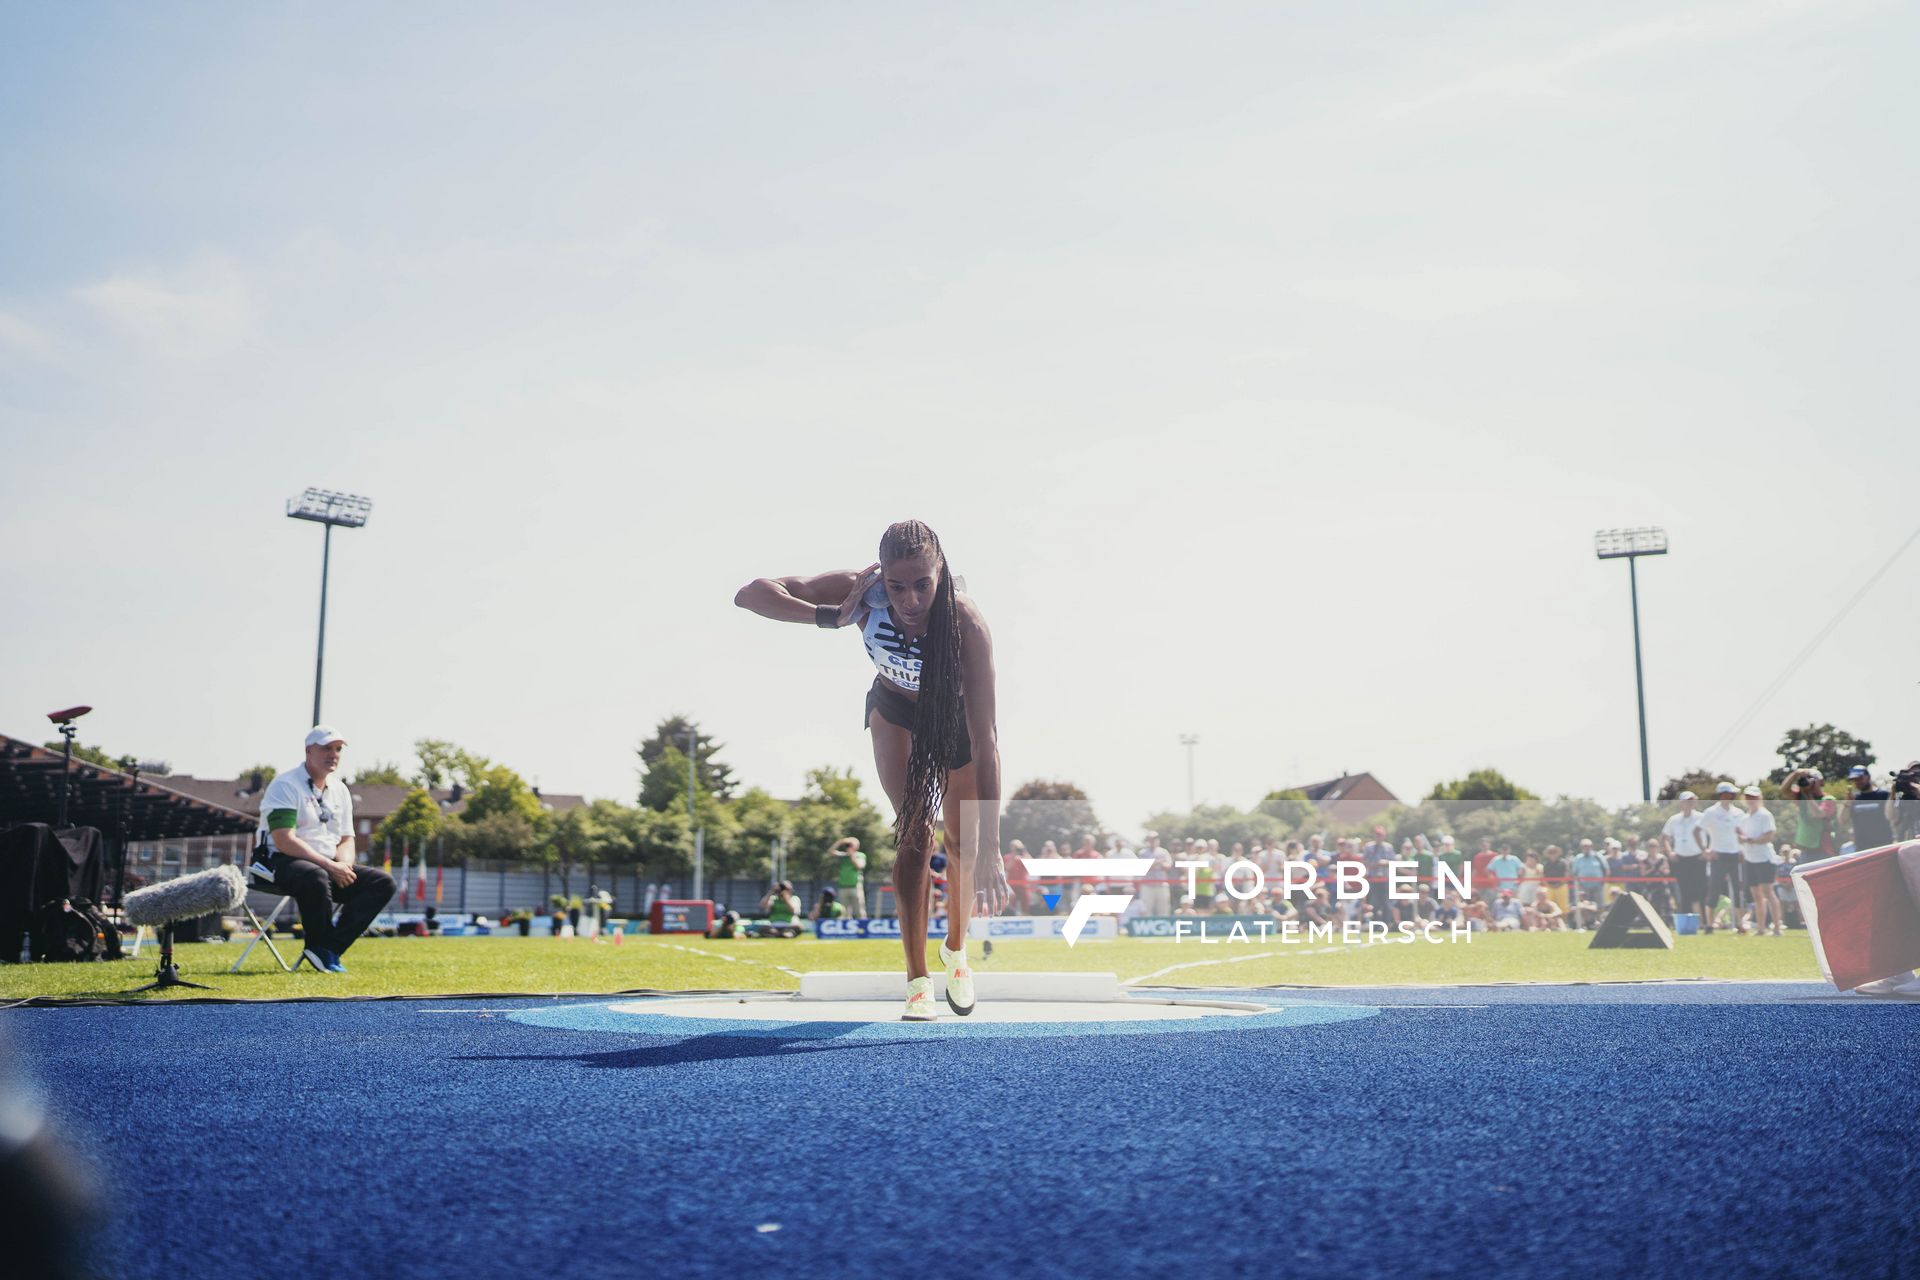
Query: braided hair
[{"left": 879, "top": 519, "right": 968, "bottom": 850}]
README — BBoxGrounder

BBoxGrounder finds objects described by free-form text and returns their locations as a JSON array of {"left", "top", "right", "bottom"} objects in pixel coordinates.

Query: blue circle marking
[{"left": 507, "top": 993, "right": 1378, "bottom": 1041}]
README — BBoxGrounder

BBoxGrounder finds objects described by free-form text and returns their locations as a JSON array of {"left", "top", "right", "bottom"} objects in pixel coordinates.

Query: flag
[
  {"left": 415, "top": 849, "right": 427, "bottom": 904},
  {"left": 382, "top": 837, "right": 392, "bottom": 878},
  {"left": 398, "top": 841, "right": 411, "bottom": 901},
  {"left": 434, "top": 860, "right": 444, "bottom": 905},
  {"left": 1794, "top": 840, "right": 1920, "bottom": 990}
]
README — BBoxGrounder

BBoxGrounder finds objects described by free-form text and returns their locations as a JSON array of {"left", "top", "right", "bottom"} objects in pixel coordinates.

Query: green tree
[
  {"left": 462, "top": 763, "right": 547, "bottom": 825},
  {"left": 788, "top": 767, "right": 892, "bottom": 879},
  {"left": 349, "top": 761, "right": 409, "bottom": 786},
  {"left": 413, "top": 739, "right": 491, "bottom": 791},
  {"left": 726, "top": 787, "right": 793, "bottom": 882},
  {"left": 1657, "top": 767, "right": 1731, "bottom": 805},
  {"left": 1255, "top": 789, "right": 1318, "bottom": 830},
  {"left": 624, "top": 805, "right": 696, "bottom": 878},
  {"left": 637, "top": 716, "right": 738, "bottom": 800},
  {"left": 1001, "top": 779, "right": 1104, "bottom": 856},
  {"left": 1770, "top": 723, "right": 1873, "bottom": 783},
  {"left": 1393, "top": 794, "right": 1616, "bottom": 853},
  {"left": 1142, "top": 803, "right": 1286, "bottom": 851},
  {"left": 635, "top": 740, "right": 743, "bottom": 876},
  {"left": 44, "top": 741, "right": 123, "bottom": 769},
  {"left": 639, "top": 744, "right": 700, "bottom": 812},
  {"left": 235, "top": 762, "right": 280, "bottom": 793},
  {"left": 443, "top": 811, "right": 541, "bottom": 863},
  {"left": 540, "top": 802, "right": 634, "bottom": 895},
  {"left": 374, "top": 787, "right": 443, "bottom": 854},
  {"left": 1427, "top": 768, "right": 1537, "bottom": 804}
]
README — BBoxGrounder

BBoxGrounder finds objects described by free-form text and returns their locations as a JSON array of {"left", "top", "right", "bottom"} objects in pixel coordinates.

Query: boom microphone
[
  {"left": 123, "top": 865, "right": 248, "bottom": 928},
  {"left": 121, "top": 866, "right": 250, "bottom": 994}
]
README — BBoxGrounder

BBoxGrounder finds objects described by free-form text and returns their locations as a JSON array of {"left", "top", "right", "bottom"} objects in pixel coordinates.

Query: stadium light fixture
[
  {"left": 286, "top": 488, "right": 373, "bottom": 725},
  {"left": 1594, "top": 527, "right": 1668, "bottom": 560},
  {"left": 1594, "top": 527, "right": 1668, "bottom": 803}
]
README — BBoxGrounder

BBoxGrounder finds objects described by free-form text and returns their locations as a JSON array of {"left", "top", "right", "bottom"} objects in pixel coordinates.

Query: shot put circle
[{"left": 507, "top": 992, "right": 1378, "bottom": 1040}]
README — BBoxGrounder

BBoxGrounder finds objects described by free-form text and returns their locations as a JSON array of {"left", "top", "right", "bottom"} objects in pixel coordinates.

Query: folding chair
[
  {"left": 230, "top": 843, "right": 321, "bottom": 973},
  {"left": 229, "top": 892, "right": 298, "bottom": 972}
]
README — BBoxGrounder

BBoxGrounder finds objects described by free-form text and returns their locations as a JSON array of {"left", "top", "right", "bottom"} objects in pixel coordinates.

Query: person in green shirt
[
  {"left": 1406, "top": 837, "right": 1435, "bottom": 881},
  {"left": 831, "top": 836, "right": 868, "bottom": 918},
  {"left": 762, "top": 881, "right": 802, "bottom": 925},
  {"left": 811, "top": 888, "right": 847, "bottom": 921},
  {"left": 1782, "top": 769, "right": 1836, "bottom": 857}
]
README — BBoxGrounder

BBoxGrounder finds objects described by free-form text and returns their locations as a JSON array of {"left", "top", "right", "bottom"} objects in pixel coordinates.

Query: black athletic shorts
[
  {"left": 1743, "top": 861, "right": 1777, "bottom": 888},
  {"left": 864, "top": 677, "right": 972, "bottom": 768}
]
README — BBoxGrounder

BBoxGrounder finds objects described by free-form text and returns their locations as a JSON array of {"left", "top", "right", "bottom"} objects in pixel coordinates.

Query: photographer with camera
[
  {"left": 1844, "top": 766, "right": 1894, "bottom": 852},
  {"left": 1889, "top": 761, "right": 1920, "bottom": 843},
  {"left": 1781, "top": 768, "right": 1838, "bottom": 859}
]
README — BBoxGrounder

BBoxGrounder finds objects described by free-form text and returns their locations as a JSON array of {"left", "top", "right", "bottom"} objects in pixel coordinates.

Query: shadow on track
[{"left": 456, "top": 1021, "right": 899, "bottom": 1069}]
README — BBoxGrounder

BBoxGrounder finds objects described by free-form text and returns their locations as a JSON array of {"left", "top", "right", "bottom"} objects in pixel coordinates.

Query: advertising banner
[{"left": 813, "top": 915, "right": 1117, "bottom": 941}]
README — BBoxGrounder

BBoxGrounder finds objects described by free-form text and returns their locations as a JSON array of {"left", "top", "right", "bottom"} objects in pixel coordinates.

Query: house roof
[
  {"left": 1285, "top": 772, "right": 1400, "bottom": 810},
  {"left": 0, "top": 734, "right": 255, "bottom": 838}
]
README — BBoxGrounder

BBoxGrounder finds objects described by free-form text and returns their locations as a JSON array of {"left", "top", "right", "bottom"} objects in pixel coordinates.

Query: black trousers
[
  {"left": 260, "top": 853, "right": 394, "bottom": 955},
  {"left": 1673, "top": 856, "right": 1708, "bottom": 916},
  {"left": 1704, "top": 857, "right": 1743, "bottom": 928}
]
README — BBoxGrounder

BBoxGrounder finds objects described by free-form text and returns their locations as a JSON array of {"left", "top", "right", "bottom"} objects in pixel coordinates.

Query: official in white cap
[
  {"left": 1736, "top": 785, "right": 1784, "bottom": 937},
  {"left": 247, "top": 726, "right": 394, "bottom": 972},
  {"left": 1663, "top": 790, "right": 1711, "bottom": 925},
  {"left": 1699, "top": 781, "right": 1747, "bottom": 934}
]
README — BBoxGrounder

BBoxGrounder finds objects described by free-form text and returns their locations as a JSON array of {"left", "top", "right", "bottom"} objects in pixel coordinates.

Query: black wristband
[{"left": 816, "top": 604, "right": 841, "bottom": 629}]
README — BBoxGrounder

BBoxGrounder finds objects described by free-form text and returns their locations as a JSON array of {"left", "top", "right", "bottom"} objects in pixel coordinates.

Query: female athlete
[{"left": 734, "top": 519, "right": 1012, "bottom": 1019}]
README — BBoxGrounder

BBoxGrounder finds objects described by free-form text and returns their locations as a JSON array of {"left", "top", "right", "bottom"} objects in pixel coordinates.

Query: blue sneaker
[
  {"left": 301, "top": 946, "right": 338, "bottom": 973},
  {"left": 324, "top": 953, "right": 348, "bottom": 974}
]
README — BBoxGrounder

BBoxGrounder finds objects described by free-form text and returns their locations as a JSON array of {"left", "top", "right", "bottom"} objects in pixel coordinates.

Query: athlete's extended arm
[
  {"left": 959, "top": 600, "right": 1012, "bottom": 914},
  {"left": 734, "top": 563, "right": 879, "bottom": 625}
]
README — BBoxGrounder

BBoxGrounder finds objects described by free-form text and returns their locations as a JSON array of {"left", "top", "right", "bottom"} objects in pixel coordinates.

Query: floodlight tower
[
  {"left": 1594, "top": 527, "right": 1668, "bottom": 803},
  {"left": 286, "top": 489, "right": 373, "bottom": 726}
]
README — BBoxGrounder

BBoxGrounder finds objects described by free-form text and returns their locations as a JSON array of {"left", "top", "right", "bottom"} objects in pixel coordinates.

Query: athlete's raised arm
[{"left": 733, "top": 562, "right": 880, "bottom": 626}]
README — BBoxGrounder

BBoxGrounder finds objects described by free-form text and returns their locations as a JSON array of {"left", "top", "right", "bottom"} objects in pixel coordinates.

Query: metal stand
[
  {"left": 56, "top": 722, "right": 77, "bottom": 828},
  {"left": 126, "top": 923, "right": 214, "bottom": 993}
]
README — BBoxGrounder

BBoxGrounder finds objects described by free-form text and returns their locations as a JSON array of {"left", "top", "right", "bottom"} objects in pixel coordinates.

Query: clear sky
[{"left": 3, "top": 1, "right": 1916, "bottom": 832}]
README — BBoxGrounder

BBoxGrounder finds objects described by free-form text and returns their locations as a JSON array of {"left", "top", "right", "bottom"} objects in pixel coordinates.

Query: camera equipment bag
[{"left": 29, "top": 898, "right": 118, "bottom": 962}]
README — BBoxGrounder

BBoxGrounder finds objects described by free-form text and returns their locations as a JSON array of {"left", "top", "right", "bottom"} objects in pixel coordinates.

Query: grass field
[{"left": 0, "top": 927, "right": 1827, "bottom": 1002}]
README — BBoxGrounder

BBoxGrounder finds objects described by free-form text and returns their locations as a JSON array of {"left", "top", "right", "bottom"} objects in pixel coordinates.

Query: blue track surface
[{"left": 6, "top": 984, "right": 1916, "bottom": 1279}]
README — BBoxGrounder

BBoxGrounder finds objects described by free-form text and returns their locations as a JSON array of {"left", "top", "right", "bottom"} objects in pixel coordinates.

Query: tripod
[{"left": 126, "top": 922, "right": 213, "bottom": 993}]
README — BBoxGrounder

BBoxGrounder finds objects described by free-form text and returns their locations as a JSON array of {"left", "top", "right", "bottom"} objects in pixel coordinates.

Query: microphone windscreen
[{"left": 123, "top": 865, "right": 248, "bottom": 927}]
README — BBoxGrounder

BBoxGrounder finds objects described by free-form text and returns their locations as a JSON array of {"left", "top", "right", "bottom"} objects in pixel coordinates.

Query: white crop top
[{"left": 857, "top": 580, "right": 923, "bottom": 692}]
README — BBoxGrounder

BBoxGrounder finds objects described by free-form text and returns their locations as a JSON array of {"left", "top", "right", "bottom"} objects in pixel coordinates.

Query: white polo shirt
[
  {"left": 257, "top": 764, "right": 353, "bottom": 857},
  {"left": 1738, "top": 806, "right": 1776, "bottom": 862},
  {"left": 1699, "top": 802, "right": 1744, "bottom": 854},
  {"left": 1663, "top": 810, "right": 1707, "bottom": 857}
]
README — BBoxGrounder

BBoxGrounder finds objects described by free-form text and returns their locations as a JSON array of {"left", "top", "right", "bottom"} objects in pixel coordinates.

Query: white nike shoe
[
  {"left": 1854, "top": 971, "right": 1920, "bottom": 997},
  {"left": 940, "top": 942, "right": 975, "bottom": 1016},
  {"left": 901, "top": 976, "right": 939, "bottom": 1021}
]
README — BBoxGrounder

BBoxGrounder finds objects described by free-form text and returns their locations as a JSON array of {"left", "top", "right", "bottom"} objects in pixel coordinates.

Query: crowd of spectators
[{"left": 1002, "top": 764, "right": 1919, "bottom": 937}]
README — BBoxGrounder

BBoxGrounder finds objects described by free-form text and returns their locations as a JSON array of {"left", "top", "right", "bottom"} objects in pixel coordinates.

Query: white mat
[
  {"left": 798, "top": 971, "right": 1120, "bottom": 1002},
  {"left": 613, "top": 994, "right": 1272, "bottom": 1023}
]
